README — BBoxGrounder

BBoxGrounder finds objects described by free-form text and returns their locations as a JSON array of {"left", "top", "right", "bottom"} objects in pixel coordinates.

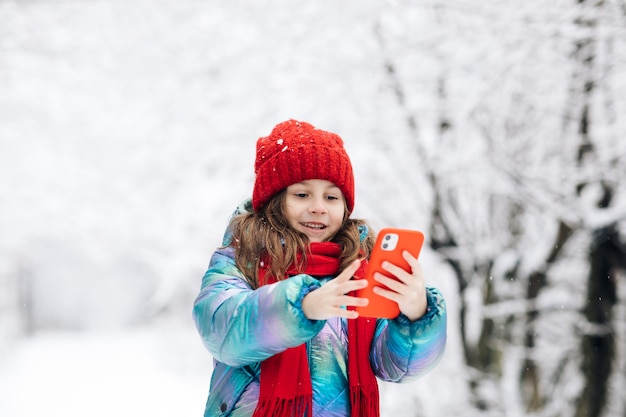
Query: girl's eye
[
  {"left": 294, "top": 193, "right": 308, "bottom": 198},
  {"left": 326, "top": 195, "right": 339, "bottom": 201}
]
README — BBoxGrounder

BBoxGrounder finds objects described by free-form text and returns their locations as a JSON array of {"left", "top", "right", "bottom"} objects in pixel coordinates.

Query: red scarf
[{"left": 253, "top": 242, "right": 379, "bottom": 417}]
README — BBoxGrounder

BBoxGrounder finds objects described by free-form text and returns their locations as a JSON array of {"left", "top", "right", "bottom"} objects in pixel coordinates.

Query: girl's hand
[
  {"left": 302, "top": 260, "right": 369, "bottom": 320},
  {"left": 372, "top": 250, "right": 428, "bottom": 321}
]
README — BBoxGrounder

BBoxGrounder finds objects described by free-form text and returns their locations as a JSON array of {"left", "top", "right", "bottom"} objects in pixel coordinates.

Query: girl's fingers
[
  {"left": 404, "top": 252, "right": 424, "bottom": 280},
  {"left": 339, "top": 295, "right": 369, "bottom": 307},
  {"left": 380, "top": 252, "right": 423, "bottom": 285},
  {"left": 373, "top": 272, "right": 403, "bottom": 293},
  {"left": 402, "top": 250, "right": 419, "bottom": 267},
  {"left": 343, "top": 278, "right": 368, "bottom": 292},
  {"left": 335, "top": 259, "right": 362, "bottom": 283},
  {"left": 372, "top": 285, "right": 401, "bottom": 303},
  {"left": 380, "top": 260, "right": 410, "bottom": 284},
  {"left": 305, "top": 259, "right": 371, "bottom": 320}
]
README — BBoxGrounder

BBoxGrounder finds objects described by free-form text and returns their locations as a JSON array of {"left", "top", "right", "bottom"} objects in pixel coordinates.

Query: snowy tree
[{"left": 372, "top": 0, "right": 626, "bottom": 415}]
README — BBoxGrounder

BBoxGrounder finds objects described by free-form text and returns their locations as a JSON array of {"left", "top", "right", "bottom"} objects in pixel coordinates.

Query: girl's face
[{"left": 284, "top": 179, "right": 346, "bottom": 242}]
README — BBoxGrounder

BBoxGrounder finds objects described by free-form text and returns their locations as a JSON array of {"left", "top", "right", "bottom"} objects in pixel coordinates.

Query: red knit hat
[{"left": 252, "top": 119, "right": 355, "bottom": 213}]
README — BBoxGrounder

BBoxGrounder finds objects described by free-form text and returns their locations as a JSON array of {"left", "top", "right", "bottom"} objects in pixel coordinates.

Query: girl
[{"left": 193, "top": 119, "right": 447, "bottom": 417}]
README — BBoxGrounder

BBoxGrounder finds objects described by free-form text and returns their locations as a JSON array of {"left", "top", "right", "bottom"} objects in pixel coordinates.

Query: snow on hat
[{"left": 252, "top": 119, "right": 355, "bottom": 213}]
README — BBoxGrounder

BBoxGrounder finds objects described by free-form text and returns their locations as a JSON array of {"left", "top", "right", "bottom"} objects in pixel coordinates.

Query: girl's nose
[{"left": 309, "top": 197, "right": 327, "bottom": 214}]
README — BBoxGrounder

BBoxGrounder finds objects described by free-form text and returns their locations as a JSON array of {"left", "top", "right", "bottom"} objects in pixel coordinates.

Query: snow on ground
[
  {"left": 0, "top": 324, "right": 212, "bottom": 417},
  {"left": 0, "top": 322, "right": 466, "bottom": 417}
]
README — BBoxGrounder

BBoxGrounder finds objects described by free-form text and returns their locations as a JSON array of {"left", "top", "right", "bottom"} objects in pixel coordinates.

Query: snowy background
[{"left": 1, "top": 0, "right": 625, "bottom": 416}]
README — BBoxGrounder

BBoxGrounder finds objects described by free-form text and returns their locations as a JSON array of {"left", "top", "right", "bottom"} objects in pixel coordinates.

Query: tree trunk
[
  {"left": 576, "top": 224, "right": 622, "bottom": 417},
  {"left": 520, "top": 220, "right": 574, "bottom": 412},
  {"left": 569, "top": 1, "right": 622, "bottom": 416}
]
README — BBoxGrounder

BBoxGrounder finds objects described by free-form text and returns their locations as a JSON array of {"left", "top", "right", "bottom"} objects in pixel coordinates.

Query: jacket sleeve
[
  {"left": 369, "top": 287, "right": 447, "bottom": 382},
  {"left": 192, "top": 246, "right": 326, "bottom": 367}
]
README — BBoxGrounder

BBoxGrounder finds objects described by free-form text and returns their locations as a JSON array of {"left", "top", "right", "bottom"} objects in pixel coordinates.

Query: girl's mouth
[{"left": 301, "top": 222, "right": 326, "bottom": 230}]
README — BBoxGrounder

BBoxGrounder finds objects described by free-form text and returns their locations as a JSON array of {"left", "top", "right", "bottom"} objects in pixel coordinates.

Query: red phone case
[{"left": 355, "top": 228, "right": 424, "bottom": 318}]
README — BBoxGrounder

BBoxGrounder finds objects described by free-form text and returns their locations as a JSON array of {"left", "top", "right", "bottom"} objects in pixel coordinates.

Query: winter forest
[{"left": 1, "top": 0, "right": 625, "bottom": 416}]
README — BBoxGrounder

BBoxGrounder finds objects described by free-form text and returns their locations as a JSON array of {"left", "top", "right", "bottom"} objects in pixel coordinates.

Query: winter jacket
[{"left": 193, "top": 202, "right": 447, "bottom": 417}]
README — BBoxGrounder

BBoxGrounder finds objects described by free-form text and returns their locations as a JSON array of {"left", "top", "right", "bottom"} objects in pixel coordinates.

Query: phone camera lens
[{"left": 382, "top": 243, "right": 388, "bottom": 249}]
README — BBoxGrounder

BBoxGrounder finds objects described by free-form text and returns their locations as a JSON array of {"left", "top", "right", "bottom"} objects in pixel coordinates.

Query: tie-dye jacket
[{"left": 193, "top": 202, "right": 447, "bottom": 417}]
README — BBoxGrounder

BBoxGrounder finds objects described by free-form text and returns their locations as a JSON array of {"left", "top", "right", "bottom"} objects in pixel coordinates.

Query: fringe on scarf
[
  {"left": 350, "top": 387, "right": 380, "bottom": 417},
  {"left": 253, "top": 395, "right": 312, "bottom": 417}
]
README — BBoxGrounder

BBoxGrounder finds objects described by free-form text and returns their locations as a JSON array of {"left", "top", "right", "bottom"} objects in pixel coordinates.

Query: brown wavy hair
[{"left": 229, "top": 190, "right": 375, "bottom": 289}]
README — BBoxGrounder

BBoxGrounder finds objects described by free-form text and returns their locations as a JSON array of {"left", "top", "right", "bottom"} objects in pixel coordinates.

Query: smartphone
[{"left": 355, "top": 228, "right": 425, "bottom": 319}]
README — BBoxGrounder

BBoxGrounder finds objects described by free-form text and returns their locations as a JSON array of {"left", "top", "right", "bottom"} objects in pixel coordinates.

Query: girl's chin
[
  {"left": 303, "top": 233, "right": 326, "bottom": 243},
  {"left": 299, "top": 227, "right": 328, "bottom": 242}
]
